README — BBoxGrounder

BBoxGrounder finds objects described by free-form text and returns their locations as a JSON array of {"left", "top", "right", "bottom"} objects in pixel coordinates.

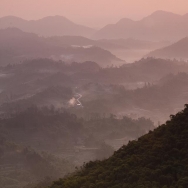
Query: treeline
[
  {"left": 0, "top": 58, "right": 188, "bottom": 120},
  {"left": 48, "top": 104, "right": 188, "bottom": 188},
  {"left": 76, "top": 72, "right": 188, "bottom": 123},
  {"left": 0, "top": 106, "right": 154, "bottom": 153},
  {"left": 0, "top": 106, "right": 154, "bottom": 188},
  {"left": 0, "top": 139, "right": 74, "bottom": 188},
  {"left": 1, "top": 57, "right": 188, "bottom": 86}
]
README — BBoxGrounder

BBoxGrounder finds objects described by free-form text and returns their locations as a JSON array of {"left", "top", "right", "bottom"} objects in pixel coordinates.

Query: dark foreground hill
[{"left": 48, "top": 104, "right": 188, "bottom": 188}]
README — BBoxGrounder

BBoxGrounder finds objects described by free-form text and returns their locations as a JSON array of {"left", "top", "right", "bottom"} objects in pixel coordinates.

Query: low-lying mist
[{"left": 1, "top": 9, "right": 188, "bottom": 187}]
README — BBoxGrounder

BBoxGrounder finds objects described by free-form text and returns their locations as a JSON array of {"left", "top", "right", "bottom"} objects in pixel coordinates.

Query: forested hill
[{"left": 48, "top": 104, "right": 188, "bottom": 188}]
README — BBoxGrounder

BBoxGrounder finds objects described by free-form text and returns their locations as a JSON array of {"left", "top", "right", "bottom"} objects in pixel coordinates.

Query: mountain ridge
[
  {"left": 0, "top": 15, "right": 96, "bottom": 37},
  {"left": 0, "top": 28, "right": 124, "bottom": 66},
  {"left": 93, "top": 10, "right": 188, "bottom": 41}
]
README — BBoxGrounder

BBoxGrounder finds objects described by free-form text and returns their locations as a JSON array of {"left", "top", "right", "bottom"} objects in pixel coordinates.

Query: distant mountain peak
[
  {"left": 1, "top": 15, "right": 25, "bottom": 20},
  {"left": 143, "top": 10, "right": 181, "bottom": 21},
  {"left": 37, "top": 15, "right": 72, "bottom": 22},
  {"left": 0, "top": 15, "right": 95, "bottom": 37},
  {"left": 151, "top": 10, "right": 177, "bottom": 15},
  {"left": 93, "top": 10, "right": 188, "bottom": 40},
  {"left": 116, "top": 17, "right": 134, "bottom": 25}
]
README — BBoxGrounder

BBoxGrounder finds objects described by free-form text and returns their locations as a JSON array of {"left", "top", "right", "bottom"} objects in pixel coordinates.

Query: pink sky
[{"left": 0, "top": 0, "right": 188, "bottom": 27}]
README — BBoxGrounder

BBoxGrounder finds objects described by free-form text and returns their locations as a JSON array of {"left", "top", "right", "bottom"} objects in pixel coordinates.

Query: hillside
[
  {"left": 77, "top": 72, "right": 188, "bottom": 124},
  {"left": 46, "top": 36, "right": 169, "bottom": 63},
  {"left": 93, "top": 10, "right": 188, "bottom": 41},
  {"left": 48, "top": 104, "right": 188, "bottom": 188},
  {"left": 1, "top": 58, "right": 188, "bottom": 122},
  {"left": 0, "top": 16, "right": 95, "bottom": 37},
  {"left": 47, "top": 36, "right": 168, "bottom": 50},
  {"left": 0, "top": 28, "right": 124, "bottom": 66},
  {"left": 0, "top": 106, "right": 154, "bottom": 188},
  {"left": 146, "top": 37, "right": 188, "bottom": 59},
  {"left": 0, "top": 140, "right": 74, "bottom": 188}
]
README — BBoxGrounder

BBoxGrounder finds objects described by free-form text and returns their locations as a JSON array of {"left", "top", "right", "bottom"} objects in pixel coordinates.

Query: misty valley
[{"left": 0, "top": 9, "right": 188, "bottom": 188}]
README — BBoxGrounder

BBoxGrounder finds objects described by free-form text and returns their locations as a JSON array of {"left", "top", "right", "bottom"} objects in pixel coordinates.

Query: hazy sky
[{"left": 0, "top": 0, "right": 188, "bottom": 28}]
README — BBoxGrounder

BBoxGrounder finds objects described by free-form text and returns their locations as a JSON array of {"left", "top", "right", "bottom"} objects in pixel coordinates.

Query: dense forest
[
  {"left": 48, "top": 104, "right": 188, "bottom": 188},
  {"left": 0, "top": 58, "right": 188, "bottom": 124},
  {"left": 0, "top": 140, "right": 74, "bottom": 188},
  {"left": 0, "top": 57, "right": 188, "bottom": 188},
  {"left": 0, "top": 106, "right": 154, "bottom": 188}
]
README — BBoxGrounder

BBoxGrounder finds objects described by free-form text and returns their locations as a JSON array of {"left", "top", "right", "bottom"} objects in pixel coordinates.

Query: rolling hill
[
  {"left": 0, "top": 28, "right": 124, "bottom": 66},
  {"left": 146, "top": 37, "right": 188, "bottom": 59},
  {"left": 46, "top": 36, "right": 169, "bottom": 63}
]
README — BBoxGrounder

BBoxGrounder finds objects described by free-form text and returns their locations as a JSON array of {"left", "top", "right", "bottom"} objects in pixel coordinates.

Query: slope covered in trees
[
  {"left": 0, "top": 106, "right": 154, "bottom": 188},
  {"left": 0, "top": 139, "right": 74, "bottom": 188},
  {"left": 49, "top": 104, "right": 188, "bottom": 188},
  {"left": 1, "top": 58, "right": 188, "bottom": 123},
  {"left": 0, "top": 106, "right": 153, "bottom": 153}
]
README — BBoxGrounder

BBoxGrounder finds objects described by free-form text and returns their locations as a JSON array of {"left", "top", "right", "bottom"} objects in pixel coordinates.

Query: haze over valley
[{"left": 1, "top": 1, "right": 188, "bottom": 188}]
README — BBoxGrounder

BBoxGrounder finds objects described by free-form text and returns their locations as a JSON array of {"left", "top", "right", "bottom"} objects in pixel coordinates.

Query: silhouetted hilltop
[
  {"left": 142, "top": 10, "right": 181, "bottom": 23},
  {"left": 0, "top": 15, "right": 95, "bottom": 37},
  {"left": 93, "top": 10, "right": 188, "bottom": 41},
  {"left": 48, "top": 104, "right": 188, "bottom": 188}
]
